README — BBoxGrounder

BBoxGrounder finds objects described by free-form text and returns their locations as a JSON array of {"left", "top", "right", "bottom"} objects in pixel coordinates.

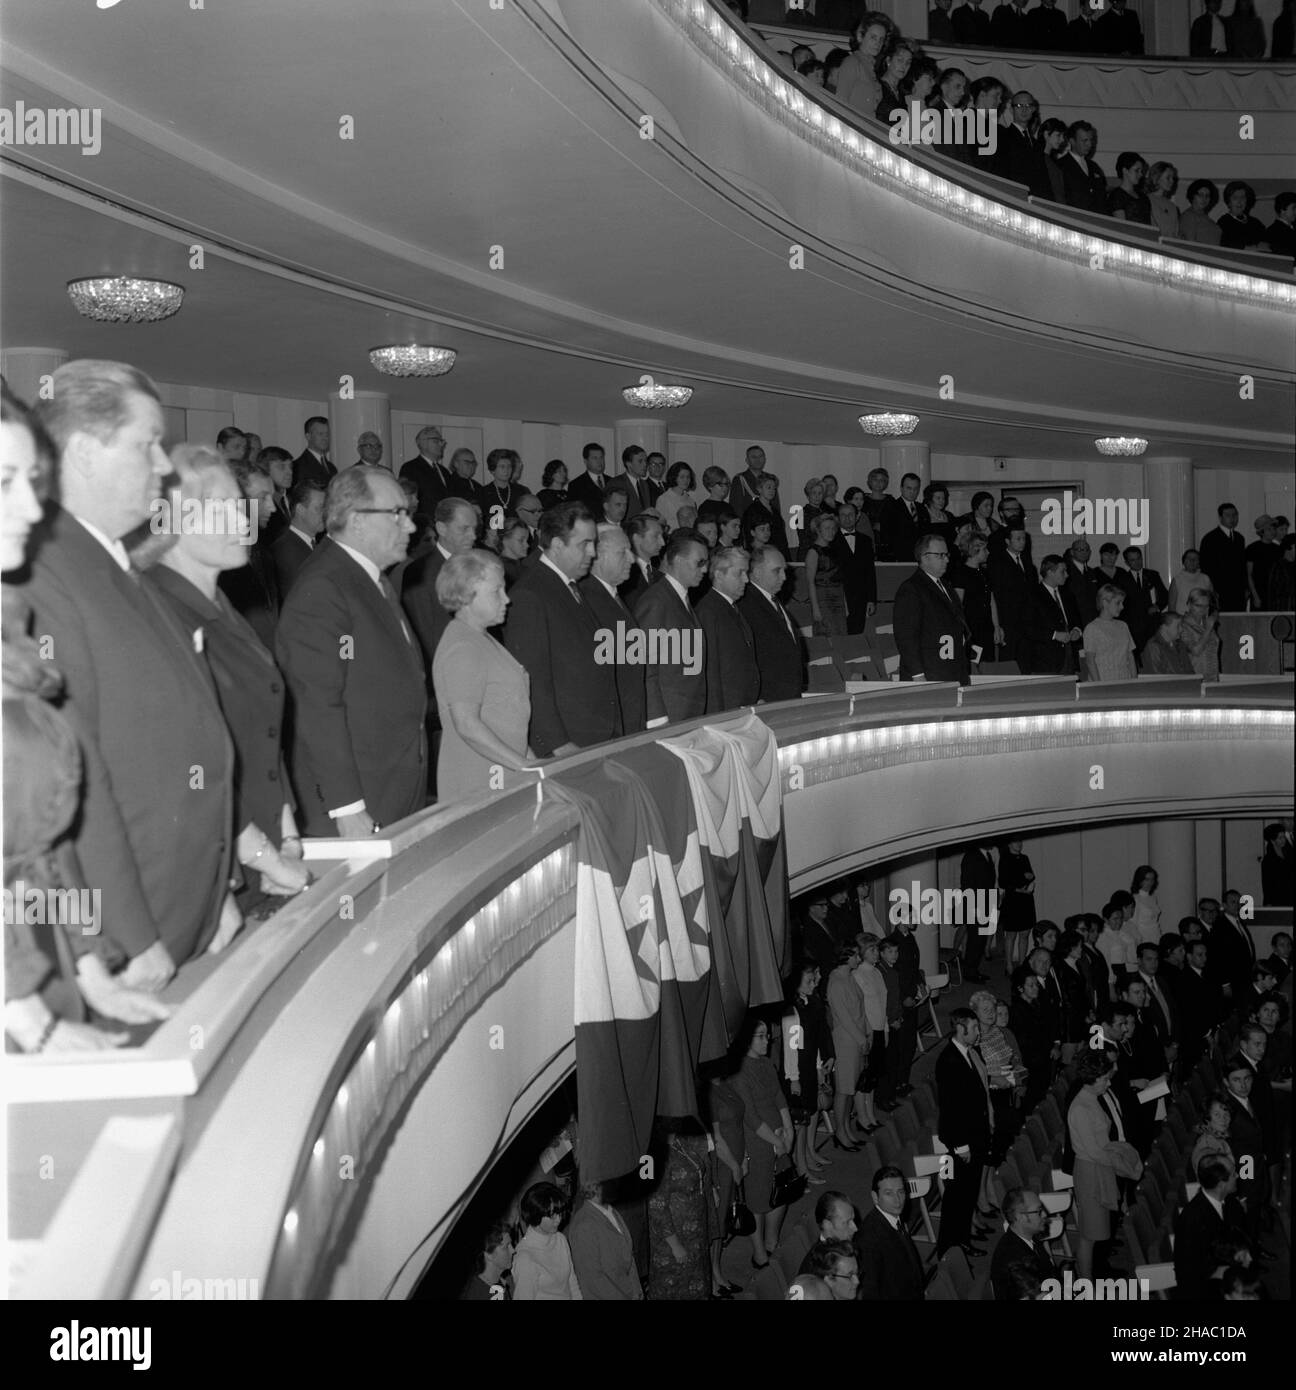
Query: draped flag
[{"left": 553, "top": 714, "right": 788, "bottom": 1183}]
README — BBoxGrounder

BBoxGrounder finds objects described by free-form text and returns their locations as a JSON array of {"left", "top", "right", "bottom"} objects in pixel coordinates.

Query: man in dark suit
[
  {"left": 855, "top": 1166, "right": 926, "bottom": 1300},
  {"left": 1209, "top": 888, "right": 1257, "bottom": 1003},
  {"left": 219, "top": 462, "right": 281, "bottom": 651},
  {"left": 1019, "top": 556, "right": 1082, "bottom": 674},
  {"left": 1190, "top": 0, "right": 1228, "bottom": 58},
  {"left": 579, "top": 523, "right": 647, "bottom": 737},
  {"left": 1119, "top": 974, "right": 1169, "bottom": 1088},
  {"left": 988, "top": 527, "right": 1035, "bottom": 667},
  {"left": 697, "top": 546, "right": 760, "bottom": 716},
  {"left": 1122, "top": 546, "right": 1168, "bottom": 654},
  {"left": 258, "top": 445, "right": 295, "bottom": 544},
  {"left": 935, "top": 1010, "right": 995, "bottom": 1256},
  {"left": 609, "top": 445, "right": 656, "bottom": 520},
  {"left": 994, "top": 91, "right": 1051, "bottom": 198},
  {"left": 894, "top": 533, "right": 972, "bottom": 685},
  {"left": 1096, "top": 0, "right": 1143, "bottom": 54},
  {"left": 1062, "top": 539, "right": 1101, "bottom": 628},
  {"left": 737, "top": 543, "right": 806, "bottom": 703},
  {"left": 881, "top": 474, "right": 929, "bottom": 569},
  {"left": 1199, "top": 504, "right": 1248, "bottom": 611},
  {"left": 643, "top": 453, "right": 668, "bottom": 507},
  {"left": 399, "top": 425, "right": 453, "bottom": 527},
  {"left": 989, "top": 0, "right": 1031, "bottom": 48},
  {"left": 632, "top": 527, "right": 708, "bottom": 726},
  {"left": 566, "top": 442, "right": 611, "bottom": 522},
  {"left": 951, "top": 0, "right": 991, "bottom": 45},
  {"left": 293, "top": 415, "right": 335, "bottom": 490},
  {"left": 1236, "top": 1025, "right": 1281, "bottom": 1215},
  {"left": 1094, "top": 544, "right": 1139, "bottom": 617},
  {"left": 1134, "top": 943, "right": 1178, "bottom": 1067},
  {"left": 276, "top": 466, "right": 426, "bottom": 836},
  {"left": 1066, "top": 5, "right": 1104, "bottom": 53},
  {"left": 619, "top": 513, "right": 664, "bottom": 606},
  {"left": 1173, "top": 1157, "right": 1250, "bottom": 1300},
  {"left": 726, "top": 444, "right": 774, "bottom": 519},
  {"left": 1177, "top": 939, "right": 1222, "bottom": 1065},
  {"left": 1025, "top": 0, "right": 1067, "bottom": 49},
  {"left": 26, "top": 359, "right": 235, "bottom": 988},
  {"left": 831, "top": 500, "right": 877, "bottom": 635},
  {"left": 503, "top": 502, "right": 621, "bottom": 756},
  {"left": 1222, "top": 1057, "right": 1270, "bottom": 1239},
  {"left": 1058, "top": 121, "right": 1108, "bottom": 213},
  {"left": 928, "top": 0, "right": 956, "bottom": 45},
  {"left": 990, "top": 1189, "right": 1055, "bottom": 1300},
  {"left": 271, "top": 478, "right": 326, "bottom": 601},
  {"left": 960, "top": 844, "right": 997, "bottom": 982}
]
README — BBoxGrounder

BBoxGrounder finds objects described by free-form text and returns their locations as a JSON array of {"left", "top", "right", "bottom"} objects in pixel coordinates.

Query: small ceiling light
[
  {"left": 622, "top": 379, "right": 692, "bottom": 409},
  {"left": 1094, "top": 437, "right": 1148, "bottom": 456},
  {"left": 857, "top": 412, "right": 919, "bottom": 436},
  {"left": 66, "top": 277, "right": 184, "bottom": 323},
  {"left": 369, "top": 345, "right": 457, "bottom": 377}
]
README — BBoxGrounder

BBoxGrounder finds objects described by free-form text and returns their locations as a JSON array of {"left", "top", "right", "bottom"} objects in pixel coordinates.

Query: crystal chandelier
[
  {"left": 858, "top": 412, "right": 919, "bottom": 436},
  {"left": 1094, "top": 437, "right": 1148, "bottom": 456},
  {"left": 621, "top": 380, "right": 692, "bottom": 409},
  {"left": 369, "top": 345, "right": 457, "bottom": 377},
  {"left": 66, "top": 277, "right": 184, "bottom": 323}
]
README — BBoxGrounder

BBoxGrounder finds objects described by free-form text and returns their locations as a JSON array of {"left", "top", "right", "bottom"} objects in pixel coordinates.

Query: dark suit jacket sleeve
[
  {"left": 25, "top": 566, "right": 163, "bottom": 957},
  {"left": 503, "top": 582, "right": 568, "bottom": 756},
  {"left": 275, "top": 572, "right": 368, "bottom": 811},
  {"left": 893, "top": 579, "right": 924, "bottom": 679},
  {"left": 855, "top": 1217, "right": 891, "bottom": 1300}
]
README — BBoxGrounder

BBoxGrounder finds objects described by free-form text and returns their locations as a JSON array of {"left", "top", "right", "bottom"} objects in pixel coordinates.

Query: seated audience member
[
  {"left": 1168, "top": 548, "right": 1213, "bottom": 615},
  {"left": 894, "top": 533, "right": 972, "bottom": 685},
  {"left": 1179, "top": 179, "right": 1224, "bottom": 246},
  {"left": 1191, "top": 1094, "right": 1236, "bottom": 1180},
  {"left": 271, "top": 478, "right": 325, "bottom": 600},
  {"left": 25, "top": 361, "right": 236, "bottom": 990},
  {"left": 856, "top": 1166, "right": 925, "bottom": 1300},
  {"left": 798, "top": 1191, "right": 859, "bottom": 1274},
  {"left": 739, "top": 543, "right": 805, "bottom": 702},
  {"left": 504, "top": 502, "right": 621, "bottom": 757},
  {"left": 803, "top": 1238, "right": 860, "bottom": 1301},
  {"left": 432, "top": 552, "right": 536, "bottom": 803},
  {"left": 698, "top": 546, "right": 760, "bottom": 714},
  {"left": 151, "top": 446, "right": 309, "bottom": 911},
  {"left": 277, "top": 466, "right": 427, "bottom": 836},
  {"left": 567, "top": 1180, "right": 643, "bottom": 1300},
  {"left": 835, "top": 12, "right": 892, "bottom": 122},
  {"left": 1067, "top": 1051, "right": 1143, "bottom": 1280},
  {"left": 460, "top": 1220, "right": 515, "bottom": 1299},
  {"left": 1217, "top": 181, "right": 1269, "bottom": 250},
  {"left": 1096, "top": 0, "right": 1143, "bottom": 54},
  {"left": 1180, "top": 588, "right": 1221, "bottom": 680},
  {"left": 512, "top": 1183, "right": 582, "bottom": 1300},
  {"left": 1083, "top": 584, "right": 1136, "bottom": 682},
  {"left": 1059, "top": 121, "right": 1108, "bottom": 214},
  {"left": 990, "top": 1189, "right": 1055, "bottom": 1301},
  {"left": 1146, "top": 162, "right": 1181, "bottom": 238},
  {"left": 1173, "top": 1155, "right": 1251, "bottom": 1301},
  {"left": 632, "top": 527, "right": 709, "bottom": 726},
  {"left": 3, "top": 384, "right": 174, "bottom": 1050}
]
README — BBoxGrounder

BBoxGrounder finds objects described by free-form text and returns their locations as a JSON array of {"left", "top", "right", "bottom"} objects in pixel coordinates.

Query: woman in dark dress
[
  {"left": 1108, "top": 152, "right": 1152, "bottom": 226},
  {"left": 749, "top": 473, "right": 790, "bottom": 557},
  {"left": 784, "top": 962, "right": 833, "bottom": 1184},
  {"left": 950, "top": 532, "right": 996, "bottom": 667},
  {"left": 998, "top": 838, "right": 1037, "bottom": 972},
  {"left": 703, "top": 1069, "right": 747, "bottom": 1300},
  {"left": 805, "top": 513, "right": 848, "bottom": 637},
  {"left": 860, "top": 468, "right": 891, "bottom": 560},
  {"left": 922, "top": 482, "right": 958, "bottom": 551},
  {"left": 1217, "top": 181, "right": 1269, "bottom": 249},
  {"left": 962, "top": 490, "right": 1002, "bottom": 548},
  {"left": 728, "top": 1018, "right": 794, "bottom": 1269},
  {"left": 1009, "top": 968, "right": 1055, "bottom": 1113},
  {"left": 150, "top": 445, "right": 309, "bottom": 917},
  {"left": 536, "top": 459, "right": 568, "bottom": 510}
]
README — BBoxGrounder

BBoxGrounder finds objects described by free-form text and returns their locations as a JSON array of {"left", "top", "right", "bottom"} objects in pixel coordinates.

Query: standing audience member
[
  {"left": 580, "top": 523, "right": 647, "bottom": 736},
  {"left": 1168, "top": 548, "right": 1213, "bottom": 615},
  {"left": 512, "top": 1183, "right": 582, "bottom": 1300},
  {"left": 836, "top": 12, "right": 891, "bottom": 121},
  {"left": 1173, "top": 1156, "right": 1251, "bottom": 1301},
  {"left": 856, "top": 1166, "right": 926, "bottom": 1300},
  {"left": 730, "top": 1019, "right": 796, "bottom": 1270},
  {"left": 998, "top": 838, "right": 1037, "bottom": 972},
  {"left": 894, "top": 533, "right": 972, "bottom": 685},
  {"left": 276, "top": 466, "right": 427, "bottom": 836},
  {"left": 460, "top": 1221, "right": 515, "bottom": 1300},
  {"left": 1083, "top": 584, "right": 1137, "bottom": 681},
  {"left": 852, "top": 934, "right": 890, "bottom": 1133},
  {"left": 293, "top": 415, "right": 334, "bottom": 489},
  {"left": 1217, "top": 181, "right": 1268, "bottom": 248},
  {"left": 827, "top": 944, "right": 872, "bottom": 1148},
  {"left": 1067, "top": 1051, "right": 1143, "bottom": 1280},
  {"left": 567, "top": 1180, "right": 643, "bottom": 1300},
  {"left": 633, "top": 527, "right": 709, "bottom": 726},
  {"left": 25, "top": 360, "right": 236, "bottom": 988},
  {"left": 1179, "top": 179, "right": 1224, "bottom": 245},
  {"left": 698, "top": 546, "right": 760, "bottom": 714},
  {"left": 400, "top": 426, "right": 452, "bottom": 525},
  {"left": 271, "top": 479, "right": 325, "bottom": 600},
  {"left": 739, "top": 544, "right": 805, "bottom": 702},
  {"left": 784, "top": 963, "right": 834, "bottom": 1182},
  {"left": 804, "top": 512, "right": 848, "bottom": 637},
  {"left": 935, "top": 1008, "right": 994, "bottom": 1258}
]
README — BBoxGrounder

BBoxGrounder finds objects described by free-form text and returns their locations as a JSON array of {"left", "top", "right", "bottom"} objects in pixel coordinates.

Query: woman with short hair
[
  {"left": 1180, "top": 587, "right": 1221, "bottom": 681},
  {"left": 537, "top": 459, "right": 568, "bottom": 510},
  {"left": 1179, "top": 179, "right": 1223, "bottom": 246},
  {"left": 729, "top": 1016, "right": 796, "bottom": 1268},
  {"left": 825, "top": 944, "right": 870, "bottom": 1150},
  {"left": 1217, "top": 180, "right": 1268, "bottom": 249},
  {"left": 1146, "top": 162, "right": 1181, "bottom": 238},
  {"left": 1083, "top": 584, "right": 1137, "bottom": 681},
  {"left": 783, "top": 962, "right": 834, "bottom": 1183},
  {"left": 950, "top": 532, "right": 997, "bottom": 667},
  {"left": 655, "top": 461, "right": 696, "bottom": 530},
  {"left": 1109, "top": 151, "right": 1151, "bottom": 225},
  {"left": 512, "top": 1183, "right": 582, "bottom": 1299},
  {"left": 1067, "top": 1051, "right": 1143, "bottom": 1280},
  {"left": 432, "top": 551, "right": 536, "bottom": 802},
  {"left": 1190, "top": 1095, "right": 1235, "bottom": 1181},
  {"left": 835, "top": 12, "right": 892, "bottom": 121},
  {"left": 805, "top": 511, "right": 848, "bottom": 636},
  {"left": 1130, "top": 865, "right": 1162, "bottom": 946},
  {"left": 875, "top": 37, "right": 919, "bottom": 121},
  {"left": 851, "top": 934, "right": 888, "bottom": 1133}
]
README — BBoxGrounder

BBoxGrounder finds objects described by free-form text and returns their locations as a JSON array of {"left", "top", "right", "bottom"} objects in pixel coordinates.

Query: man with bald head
[
  {"left": 579, "top": 523, "right": 647, "bottom": 736},
  {"left": 697, "top": 546, "right": 759, "bottom": 714},
  {"left": 737, "top": 543, "right": 805, "bottom": 702}
]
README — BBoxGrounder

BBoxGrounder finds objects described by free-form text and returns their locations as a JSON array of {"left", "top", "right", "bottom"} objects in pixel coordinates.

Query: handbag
[
  {"left": 727, "top": 1182, "right": 756, "bottom": 1238},
  {"left": 769, "top": 1158, "right": 808, "bottom": 1211}
]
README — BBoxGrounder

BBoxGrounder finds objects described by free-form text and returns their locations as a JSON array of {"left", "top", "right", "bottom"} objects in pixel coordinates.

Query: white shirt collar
[
  {"left": 289, "top": 524, "right": 315, "bottom": 547},
  {"left": 716, "top": 589, "right": 737, "bottom": 607},
  {"left": 540, "top": 552, "right": 578, "bottom": 593},
  {"left": 595, "top": 575, "right": 619, "bottom": 599},
  {"left": 953, "top": 1038, "right": 972, "bottom": 1063},
  {"left": 1204, "top": 1191, "right": 1225, "bottom": 1219},
  {"left": 308, "top": 447, "right": 327, "bottom": 463},
  {"left": 876, "top": 1206, "right": 901, "bottom": 1231},
  {"left": 74, "top": 515, "right": 132, "bottom": 572},
  {"left": 664, "top": 573, "right": 690, "bottom": 606},
  {"left": 437, "top": 542, "right": 453, "bottom": 562},
  {"left": 334, "top": 539, "right": 382, "bottom": 589}
]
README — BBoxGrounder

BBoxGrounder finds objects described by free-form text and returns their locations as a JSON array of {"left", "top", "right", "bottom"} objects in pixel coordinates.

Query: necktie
[
  {"left": 568, "top": 581, "right": 585, "bottom": 607},
  {"left": 380, "top": 576, "right": 412, "bottom": 643},
  {"left": 970, "top": 1047, "right": 994, "bottom": 1129},
  {"left": 772, "top": 591, "right": 796, "bottom": 641},
  {"left": 1013, "top": 553, "right": 1022, "bottom": 570},
  {"left": 595, "top": 475, "right": 604, "bottom": 491},
  {"left": 1054, "top": 588, "right": 1066, "bottom": 621}
]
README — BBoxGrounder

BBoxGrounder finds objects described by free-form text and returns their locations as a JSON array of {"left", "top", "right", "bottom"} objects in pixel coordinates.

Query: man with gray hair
[
  {"left": 579, "top": 522, "right": 646, "bottom": 735},
  {"left": 354, "top": 431, "right": 385, "bottom": 470},
  {"left": 989, "top": 1188, "right": 1054, "bottom": 1299},
  {"left": 25, "top": 359, "right": 236, "bottom": 988},
  {"left": 276, "top": 465, "right": 427, "bottom": 836},
  {"left": 399, "top": 424, "right": 451, "bottom": 523},
  {"left": 697, "top": 546, "right": 759, "bottom": 714}
]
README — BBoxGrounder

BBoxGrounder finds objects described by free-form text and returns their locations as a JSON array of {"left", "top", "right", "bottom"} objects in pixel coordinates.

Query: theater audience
[
  {"left": 536, "top": 459, "right": 568, "bottom": 510},
  {"left": 1068, "top": 1050, "right": 1143, "bottom": 1279},
  {"left": 894, "top": 532, "right": 971, "bottom": 684},
  {"left": 1168, "top": 548, "right": 1213, "bottom": 615},
  {"left": 218, "top": 460, "right": 281, "bottom": 649},
  {"left": 970, "top": 991, "right": 1021, "bottom": 1159},
  {"left": 698, "top": 546, "right": 760, "bottom": 714},
  {"left": 276, "top": 466, "right": 427, "bottom": 836},
  {"left": 1226, "top": 0, "right": 1267, "bottom": 60},
  {"left": 1245, "top": 513, "right": 1279, "bottom": 610},
  {"left": 950, "top": 532, "right": 997, "bottom": 666},
  {"left": 875, "top": 36, "right": 918, "bottom": 120},
  {"left": 951, "top": 0, "right": 991, "bottom": 47},
  {"left": 566, "top": 443, "right": 611, "bottom": 520},
  {"left": 852, "top": 934, "right": 889, "bottom": 1132},
  {"left": 270, "top": 479, "right": 324, "bottom": 600},
  {"left": 998, "top": 838, "right": 1036, "bottom": 972},
  {"left": 804, "top": 512, "right": 848, "bottom": 637},
  {"left": 1059, "top": 121, "right": 1108, "bottom": 214},
  {"left": 738, "top": 544, "right": 805, "bottom": 702},
  {"left": 25, "top": 361, "right": 237, "bottom": 989},
  {"left": 827, "top": 943, "right": 872, "bottom": 1147},
  {"left": 293, "top": 416, "right": 334, "bottom": 489},
  {"left": 784, "top": 963, "right": 834, "bottom": 1182},
  {"left": 730, "top": 1018, "right": 795, "bottom": 1269},
  {"left": 1146, "top": 162, "right": 1181, "bottom": 238},
  {"left": 1097, "top": 0, "right": 1143, "bottom": 56},
  {"left": 803, "top": 1238, "right": 860, "bottom": 1299},
  {"left": 1109, "top": 151, "right": 1152, "bottom": 225},
  {"left": 512, "top": 1182, "right": 582, "bottom": 1299},
  {"left": 1191, "top": 0, "right": 1229, "bottom": 57}
]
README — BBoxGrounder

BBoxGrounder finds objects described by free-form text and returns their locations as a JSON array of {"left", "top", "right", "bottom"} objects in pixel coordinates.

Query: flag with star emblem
[{"left": 552, "top": 716, "right": 788, "bottom": 1183}]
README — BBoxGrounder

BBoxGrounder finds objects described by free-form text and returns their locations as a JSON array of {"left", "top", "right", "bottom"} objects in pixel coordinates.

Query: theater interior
[{"left": 2, "top": 0, "right": 1293, "bottom": 1312}]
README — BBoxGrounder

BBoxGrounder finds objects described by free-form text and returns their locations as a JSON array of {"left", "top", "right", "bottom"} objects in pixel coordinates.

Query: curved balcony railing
[
  {"left": 642, "top": 0, "right": 1294, "bottom": 308},
  {"left": 9, "top": 676, "right": 1293, "bottom": 1300}
]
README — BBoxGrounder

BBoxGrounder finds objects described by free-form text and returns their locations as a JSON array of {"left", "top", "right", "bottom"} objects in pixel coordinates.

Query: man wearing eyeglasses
[
  {"left": 989, "top": 1188, "right": 1055, "bottom": 1299},
  {"left": 277, "top": 466, "right": 427, "bottom": 839},
  {"left": 893, "top": 534, "right": 973, "bottom": 685},
  {"left": 802, "top": 1239, "right": 860, "bottom": 1302},
  {"left": 995, "top": 91, "right": 1051, "bottom": 199}
]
